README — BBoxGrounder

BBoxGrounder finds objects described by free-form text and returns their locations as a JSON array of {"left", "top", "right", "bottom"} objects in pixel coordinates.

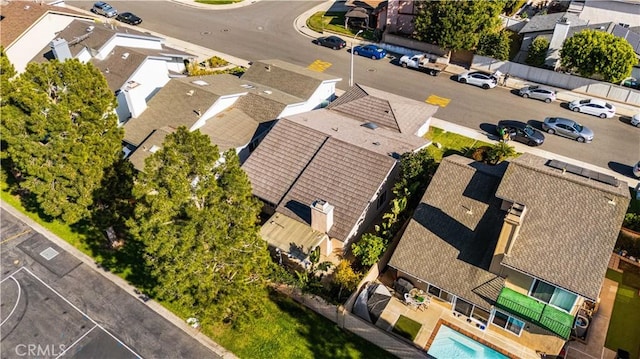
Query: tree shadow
[{"left": 608, "top": 161, "right": 638, "bottom": 179}]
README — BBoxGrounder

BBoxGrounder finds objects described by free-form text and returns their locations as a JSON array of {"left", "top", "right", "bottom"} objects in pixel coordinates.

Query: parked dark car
[
  {"left": 116, "top": 12, "right": 142, "bottom": 25},
  {"left": 497, "top": 120, "right": 545, "bottom": 146},
  {"left": 316, "top": 36, "right": 346, "bottom": 50}
]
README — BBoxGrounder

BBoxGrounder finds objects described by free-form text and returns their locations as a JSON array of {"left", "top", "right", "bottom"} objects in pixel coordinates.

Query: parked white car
[
  {"left": 631, "top": 113, "right": 640, "bottom": 127},
  {"left": 634, "top": 161, "right": 640, "bottom": 178},
  {"left": 457, "top": 71, "right": 498, "bottom": 89},
  {"left": 568, "top": 98, "right": 616, "bottom": 118}
]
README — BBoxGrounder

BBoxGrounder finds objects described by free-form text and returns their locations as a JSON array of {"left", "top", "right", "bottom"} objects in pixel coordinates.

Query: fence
[
  {"left": 471, "top": 55, "right": 640, "bottom": 105},
  {"left": 282, "top": 285, "right": 429, "bottom": 359}
]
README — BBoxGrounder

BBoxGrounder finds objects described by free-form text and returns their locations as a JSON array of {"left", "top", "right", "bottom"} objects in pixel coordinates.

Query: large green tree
[
  {"left": 413, "top": 0, "right": 506, "bottom": 51},
  {"left": 1, "top": 59, "right": 123, "bottom": 223},
  {"left": 129, "top": 127, "right": 270, "bottom": 326},
  {"left": 0, "top": 46, "right": 16, "bottom": 104},
  {"left": 526, "top": 37, "right": 550, "bottom": 67},
  {"left": 561, "top": 30, "right": 637, "bottom": 83},
  {"left": 477, "top": 30, "right": 512, "bottom": 61}
]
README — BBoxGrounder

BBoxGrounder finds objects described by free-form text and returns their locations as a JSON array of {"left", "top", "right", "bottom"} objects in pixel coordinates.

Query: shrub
[
  {"left": 206, "top": 56, "right": 229, "bottom": 68},
  {"left": 624, "top": 213, "right": 640, "bottom": 232},
  {"left": 526, "top": 37, "right": 549, "bottom": 67},
  {"left": 352, "top": 233, "right": 387, "bottom": 266}
]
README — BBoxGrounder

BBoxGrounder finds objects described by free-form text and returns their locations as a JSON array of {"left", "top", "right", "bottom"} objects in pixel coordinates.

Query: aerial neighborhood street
[{"left": 1, "top": 0, "right": 640, "bottom": 359}]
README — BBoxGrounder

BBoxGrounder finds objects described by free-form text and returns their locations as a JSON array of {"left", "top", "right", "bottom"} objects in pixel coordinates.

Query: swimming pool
[{"left": 427, "top": 325, "right": 509, "bottom": 359}]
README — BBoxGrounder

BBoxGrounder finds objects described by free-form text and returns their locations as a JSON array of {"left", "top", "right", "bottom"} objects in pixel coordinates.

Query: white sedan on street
[
  {"left": 457, "top": 71, "right": 498, "bottom": 89},
  {"left": 568, "top": 98, "right": 616, "bottom": 118}
]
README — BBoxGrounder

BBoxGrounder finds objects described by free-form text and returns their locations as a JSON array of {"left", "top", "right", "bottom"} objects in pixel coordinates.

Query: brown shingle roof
[
  {"left": 495, "top": 153, "right": 630, "bottom": 300},
  {"left": 243, "top": 118, "right": 396, "bottom": 242},
  {"left": 241, "top": 59, "right": 341, "bottom": 100},
  {"left": 196, "top": 107, "right": 259, "bottom": 152},
  {"left": 242, "top": 119, "right": 328, "bottom": 206},
  {"left": 0, "top": 1, "right": 91, "bottom": 48},
  {"left": 328, "top": 84, "right": 437, "bottom": 135},
  {"left": 127, "top": 127, "right": 174, "bottom": 171},
  {"left": 388, "top": 155, "right": 507, "bottom": 309}
]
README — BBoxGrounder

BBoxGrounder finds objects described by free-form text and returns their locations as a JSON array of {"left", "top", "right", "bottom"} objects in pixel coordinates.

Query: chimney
[
  {"left": 123, "top": 81, "right": 146, "bottom": 118},
  {"left": 310, "top": 200, "right": 334, "bottom": 234},
  {"left": 545, "top": 16, "right": 571, "bottom": 69},
  {"left": 489, "top": 201, "right": 527, "bottom": 274},
  {"left": 50, "top": 38, "right": 72, "bottom": 62}
]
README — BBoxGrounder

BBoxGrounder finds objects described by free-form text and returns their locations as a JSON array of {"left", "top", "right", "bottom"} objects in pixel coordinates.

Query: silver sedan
[{"left": 542, "top": 117, "right": 594, "bottom": 143}]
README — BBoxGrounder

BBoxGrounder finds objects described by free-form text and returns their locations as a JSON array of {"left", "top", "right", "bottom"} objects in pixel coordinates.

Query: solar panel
[{"left": 545, "top": 159, "right": 618, "bottom": 187}]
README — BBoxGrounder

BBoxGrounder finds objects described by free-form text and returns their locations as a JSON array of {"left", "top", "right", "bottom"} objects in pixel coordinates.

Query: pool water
[{"left": 427, "top": 325, "right": 509, "bottom": 359}]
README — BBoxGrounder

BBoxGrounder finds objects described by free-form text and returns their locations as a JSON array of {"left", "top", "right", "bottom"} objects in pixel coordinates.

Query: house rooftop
[
  {"left": 0, "top": 1, "right": 91, "bottom": 48},
  {"left": 242, "top": 119, "right": 396, "bottom": 242},
  {"left": 495, "top": 153, "right": 630, "bottom": 300},
  {"left": 127, "top": 127, "right": 174, "bottom": 172},
  {"left": 519, "top": 12, "right": 587, "bottom": 34},
  {"left": 285, "top": 109, "right": 429, "bottom": 157},
  {"left": 241, "top": 59, "right": 341, "bottom": 100},
  {"left": 388, "top": 155, "right": 508, "bottom": 309},
  {"left": 328, "top": 84, "right": 438, "bottom": 135},
  {"left": 261, "top": 212, "right": 328, "bottom": 261}
]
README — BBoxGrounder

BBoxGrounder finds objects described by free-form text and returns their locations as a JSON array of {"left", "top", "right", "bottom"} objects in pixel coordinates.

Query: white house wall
[
  {"left": 278, "top": 81, "right": 339, "bottom": 118},
  {"left": 96, "top": 35, "right": 163, "bottom": 60},
  {"left": 190, "top": 95, "right": 241, "bottom": 131},
  {"left": 165, "top": 61, "right": 187, "bottom": 73},
  {"left": 115, "top": 58, "right": 172, "bottom": 123},
  {"left": 7, "top": 14, "right": 91, "bottom": 72},
  {"left": 76, "top": 48, "right": 92, "bottom": 63},
  {"left": 115, "top": 91, "right": 129, "bottom": 124}
]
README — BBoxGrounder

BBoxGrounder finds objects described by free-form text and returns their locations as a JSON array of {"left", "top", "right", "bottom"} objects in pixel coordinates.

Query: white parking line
[
  {"left": 0, "top": 276, "right": 22, "bottom": 326},
  {"left": 55, "top": 324, "right": 98, "bottom": 359},
  {"left": 0, "top": 267, "right": 24, "bottom": 283},
  {"left": 21, "top": 267, "right": 143, "bottom": 359}
]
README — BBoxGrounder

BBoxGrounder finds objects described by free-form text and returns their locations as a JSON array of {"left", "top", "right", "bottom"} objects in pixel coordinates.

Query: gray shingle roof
[
  {"left": 519, "top": 12, "right": 587, "bottom": 34},
  {"left": 285, "top": 109, "right": 429, "bottom": 157},
  {"left": 241, "top": 59, "right": 341, "bottom": 99},
  {"left": 196, "top": 107, "right": 260, "bottom": 152},
  {"left": 388, "top": 155, "right": 507, "bottom": 309},
  {"left": 495, "top": 153, "right": 630, "bottom": 300},
  {"left": 328, "top": 84, "right": 438, "bottom": 135},
  {"left": 127, "top": 127, "right": 173, "bottom": 171},
  {"left": 242, "top": 118, "right": 396, "bottom": 242}
]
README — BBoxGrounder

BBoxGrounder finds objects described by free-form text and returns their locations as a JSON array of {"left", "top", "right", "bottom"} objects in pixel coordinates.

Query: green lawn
[
  {"left": 424, "top": 127, "right": 493, "bottom": 162},
  {"left": 307, "top": 11, "right": 375, "bottom": 40},
  {"left": 392, "top": 315, "right": 421, "bottom": 341},
  {"left": 605, "top": 269, "right": 640, "bottom": 359}
]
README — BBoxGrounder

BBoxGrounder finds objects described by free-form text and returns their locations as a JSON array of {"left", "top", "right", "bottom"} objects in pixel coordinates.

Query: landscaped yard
[
  {"left": 307, "top": 11, "right": 374, "bottom": 40},
  {"left": 605, "top": 269, "right": 640, "bottom": 359},
  {"left": 424, "top": 127, "right": 493, "bottom": 162},
  {"left": 392, "top": 315, "right": 421, "bottom": 341},
  {"left": 0, "top": 180, "right": 396, "bottom": 359}
]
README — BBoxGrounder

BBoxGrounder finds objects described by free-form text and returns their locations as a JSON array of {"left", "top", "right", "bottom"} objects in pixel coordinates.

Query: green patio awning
[{"left": 496, "top": 287, "right": 574, "bottom": 339}]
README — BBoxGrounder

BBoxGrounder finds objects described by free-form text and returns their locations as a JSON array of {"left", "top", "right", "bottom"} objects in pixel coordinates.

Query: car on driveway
[
  {"left": 497, "top": 120, "right": 545, "bottom": 146},
  {"left": 568, "top": 98, "right": 616, "bottom": 118},
  {"left": 316, "top": 36, "right": 346, "bottom": 50},
  {"left": 457, "top": 71, "right": 498, "bottom": 89},
  {"left": 92, "top": 1, "right": 117, "bottom": 17},
  {"left": 542, "top": 117, "right": 594, "bottom": 143},
  {"left": 352, "top": 44, "right": 387, "bottom": 59},
  {"left": 519, "top": 85, "right": 556, "bottom": 103},
  {"left": 116, "top": 12, "right": 142, "bottom": 25}
]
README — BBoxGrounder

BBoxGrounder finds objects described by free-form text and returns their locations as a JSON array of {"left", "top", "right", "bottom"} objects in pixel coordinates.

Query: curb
[{"left": 169, "top": 0, "right": 262, "bottom": 10}]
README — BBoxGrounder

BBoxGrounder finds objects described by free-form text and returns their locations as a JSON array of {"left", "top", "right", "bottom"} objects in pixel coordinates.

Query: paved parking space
[{"left": 0, "top": 207, "right": 223, "bottom": 359}]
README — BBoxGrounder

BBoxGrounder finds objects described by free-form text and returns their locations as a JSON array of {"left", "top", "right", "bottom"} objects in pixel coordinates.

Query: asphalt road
[{"left": 70, "top": 0, "right": 640, "bottom": 174}]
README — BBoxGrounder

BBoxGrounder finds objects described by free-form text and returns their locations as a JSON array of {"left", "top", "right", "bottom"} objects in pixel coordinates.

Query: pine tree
[
  {"left": 129, "top": 128, "right": 270, "bottom": 326},
  {"left": 1, "top": 59, "right": 123, "bottom": 223}
]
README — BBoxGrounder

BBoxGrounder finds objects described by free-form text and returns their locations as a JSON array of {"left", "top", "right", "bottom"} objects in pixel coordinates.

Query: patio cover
[
  {"left": 345, "top": 7, "right": 369, "bottom": 28},
  {"left": 353, "top": 283, "right": 391, "bottom": 324},
  {"left": 260, "top": 212, "right": 327, "bottom": 261}
]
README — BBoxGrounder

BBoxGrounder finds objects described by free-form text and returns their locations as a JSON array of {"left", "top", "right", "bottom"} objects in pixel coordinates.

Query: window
[
  {"left": 530, "top": 279, "right": 577, "bottom": 312},
  {"left": 471, "top": 307, "right": 490, "bottom": 326},
  {"left": 428, "top": 284, "right": 453, "bottom": 303},
  {"left": 492, "top": 311, "right": 524, "bottom": 336},
  {"left": 376, "top": 190, "right": 387, "bottom": 210},
  {"left": 454, "top": 298, "right": 473, "bottom": 317}
]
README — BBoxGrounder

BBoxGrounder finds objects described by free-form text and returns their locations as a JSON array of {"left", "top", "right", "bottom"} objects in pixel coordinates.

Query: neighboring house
[
  {"left": 383, "top": 0, "right": 419, "bottom": 35},
  {"left": 123, "top": 60, "right": 341, "bottom": 170},
  {"left": 245, "top": 84, "right": 437, "bottom": 261},
  {"left": 0, "top": 1, "right": 94, "bottom": 73},
  {"left": 568, "top": 0, "right": 640, "bottom": 28},
  {"left": 28, "top": 19, "right": 194, "bottom": 125},
  {"left": 387, "top": 153, "right": 629, "bottom": 355}
]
